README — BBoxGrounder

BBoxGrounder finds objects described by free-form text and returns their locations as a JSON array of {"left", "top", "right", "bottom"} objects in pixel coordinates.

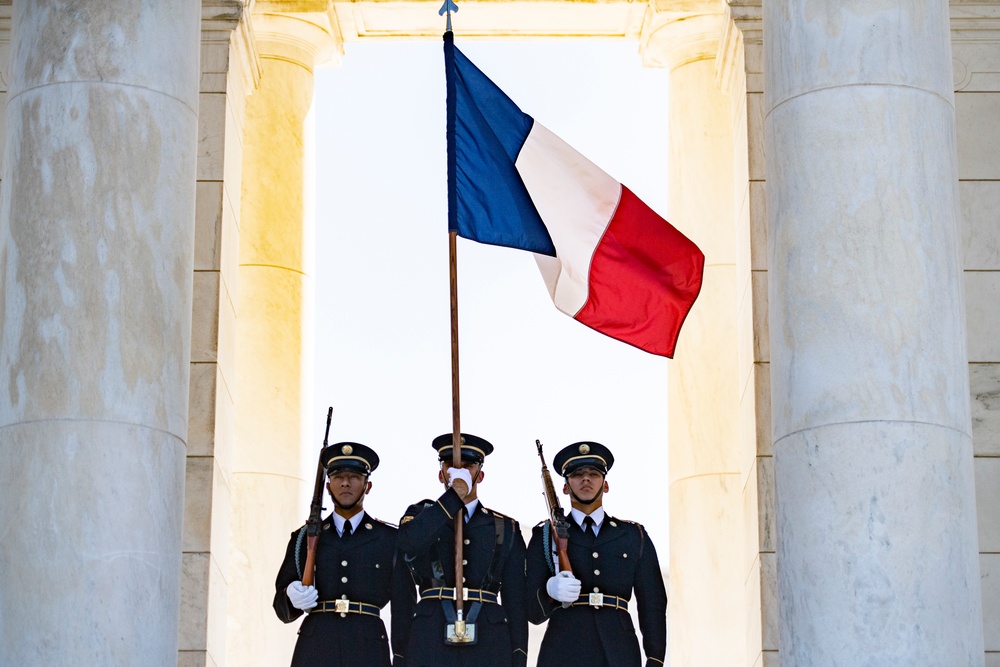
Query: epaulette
[
  {"left": 367, "top": 516, "right": 398, "bottom": 529},
  {"left": 486, "top": 507, "right": 517, "bottom": 524},
  {"left": 399, "top": 499, "right": 435, "bottom": 524}
]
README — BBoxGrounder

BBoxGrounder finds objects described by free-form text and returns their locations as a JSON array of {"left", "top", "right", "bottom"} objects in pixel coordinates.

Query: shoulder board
[
  {"left": 366, "top": 516, "right": 398, "bottom": 529},
  {"left": 399, "top": 500, "right": 435, "bottom": 524},
  {"left": 485, "top": 508, "right": 517, "bottom": 524},
  {"left": 609, "top": 517, "right": 643, "bottom": 531}
]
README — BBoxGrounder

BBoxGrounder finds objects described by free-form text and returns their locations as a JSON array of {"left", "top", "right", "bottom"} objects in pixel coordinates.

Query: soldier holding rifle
[
  {"left": 527, "top": 441, "right": 667, "bottom": 667},
  {"left": 274, "top": 433, "right": 412, "bottom": 666},
  {"left": 394, "top": 433, "right": 528, "bottom": 667}
]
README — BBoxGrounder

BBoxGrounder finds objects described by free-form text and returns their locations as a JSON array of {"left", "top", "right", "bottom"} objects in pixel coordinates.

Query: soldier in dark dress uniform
[
  {"left": 274, "top": 442, "right": 413, "bottom": 666},
  {"left": 526, "top": 442, "right": 667, "bottom": 667},
  {"left": 393, "top": 433, "right": 528, "bottom": 667}
]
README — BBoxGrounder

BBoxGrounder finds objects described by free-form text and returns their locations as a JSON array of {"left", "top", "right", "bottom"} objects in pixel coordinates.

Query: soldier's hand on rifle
[
  {"left": 286, "top": 581, "right": 318, "bottom": 610},
  {"left": 445, "top": 466, "right": 474, "bottom": 499},
  {"left": 546, "top": 571, "right": 581, "bottom": 603}
]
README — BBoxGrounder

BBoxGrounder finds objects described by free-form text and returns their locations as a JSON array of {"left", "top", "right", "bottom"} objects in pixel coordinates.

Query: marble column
[
  {"left": 0, "top": 2, "right": 201, "bottom": 665},
  {"left": 642, "top": 11, "right": 744, "bottom": 667},
  {"left": 765, "top": 1, "right": 984, "bottom": 663},
  {"left": 227, "top": 12, "right": 338, "bottom": 666}
]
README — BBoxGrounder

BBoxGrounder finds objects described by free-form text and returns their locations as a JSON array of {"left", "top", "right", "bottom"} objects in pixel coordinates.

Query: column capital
[
  {"left": 639, "top": 8, "right": 727, "bottom": 70},
  {"left": 251, "top": 9, "right": 342, "bottom": 70}
]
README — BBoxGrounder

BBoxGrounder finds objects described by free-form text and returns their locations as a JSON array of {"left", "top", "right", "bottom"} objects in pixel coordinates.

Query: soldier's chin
[{"left": 334, "top": 496, "right": 361, "bottom": 511}]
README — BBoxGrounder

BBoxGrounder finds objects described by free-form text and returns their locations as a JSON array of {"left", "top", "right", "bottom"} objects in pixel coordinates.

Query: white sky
[{"left": 309, "top": 38, "right": 673, "bottom": 559}]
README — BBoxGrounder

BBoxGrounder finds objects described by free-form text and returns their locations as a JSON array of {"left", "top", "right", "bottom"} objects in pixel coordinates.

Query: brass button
[
  {"left": 623, "top": 553, "right": 628, "bottom": 558},
  {"left": 342, "top": 560, "right": 348, "bottom": 566},
  {"left": 341, "top": 577, "right": 348, "bottom": 583},
  {"left": 593, "top": 587, "right": 600, "bottom": 593},
  {"left": 592, "top": 552, "right": 599, "bottom": 558},
  {"left": 594, "top": 570, "right": 600, "bottom": 575},
  {"left": 462, "top": 559, "right": 468, "bottom": 565},
  {"left": 375, "top": 564, "right": 380, "bottom": 569},
  {"left": 464, "top": 539, "right": 470, "bottom": 545}
]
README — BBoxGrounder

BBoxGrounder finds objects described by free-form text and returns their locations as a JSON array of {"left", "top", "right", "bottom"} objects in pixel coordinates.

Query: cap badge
[
  {"left": 579, "top": 444, "right": 591, "bottom": 455},
  {"left": 342, "top": 445, "right": 354, "bottom": 455}
]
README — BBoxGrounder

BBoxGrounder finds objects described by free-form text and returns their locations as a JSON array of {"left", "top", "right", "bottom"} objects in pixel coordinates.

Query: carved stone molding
[
  {"left": 639, "top": 10, "right": 727, "bottom": 69},
  {"left": 718, "top": 1, "right": 760, "bottom": 94},
  {"left": 950, "top": 2, "right": 1000, "bottom": 91},
  {"left": 251, "top": 10, "right": 343, "bottom": 69}
]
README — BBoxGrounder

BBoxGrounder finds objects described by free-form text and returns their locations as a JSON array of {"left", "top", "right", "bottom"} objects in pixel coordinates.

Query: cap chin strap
[
  {"left": 569, "top": 487, "right": 603, "bottom": 507},
  {"left": 333, "top": 496, "right": 364, "bottom": 512}
]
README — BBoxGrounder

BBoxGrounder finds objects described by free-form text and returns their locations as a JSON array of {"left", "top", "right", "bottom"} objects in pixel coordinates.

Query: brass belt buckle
[
  {"left": 588, "top": 593, "right": 604, "bottom": 608},
  {"left": 334, "top": 599, "right": 350, "bottom": 614}
]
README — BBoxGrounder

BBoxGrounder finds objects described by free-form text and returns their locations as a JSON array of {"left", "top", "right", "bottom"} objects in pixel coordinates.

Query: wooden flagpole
[{"left": 448, "top": 228, "right": 466, "bottom": 628}]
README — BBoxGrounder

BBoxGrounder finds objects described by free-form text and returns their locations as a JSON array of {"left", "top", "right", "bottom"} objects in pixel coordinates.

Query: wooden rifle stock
[
  {"left": 536, "top": 440, "right": 573, "bottom": 575},
  {"left": 302, "top": 407, "right": 334, "bottom": 587}
]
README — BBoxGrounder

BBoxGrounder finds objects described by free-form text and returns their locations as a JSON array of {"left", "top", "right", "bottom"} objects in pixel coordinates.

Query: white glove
[
  {"left": 286, "top": 581, "right": 318, "bottom": 611},
  {"left": 546, "top": 571, "right": 581, "bottom": 603},
  {"left": 447, "top": 467, "right": 473, "bottom": 491}
]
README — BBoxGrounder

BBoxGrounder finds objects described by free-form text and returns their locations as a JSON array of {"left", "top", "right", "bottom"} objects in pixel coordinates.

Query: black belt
[
  {"left": 573, "top": 593, "right": 628, "bottom": 611},
  {"left": 312, "top": 599, "right": 381, "bottom": 617},
  {"left": 420, "top": 587, "right": 499, "bottom": 604}
]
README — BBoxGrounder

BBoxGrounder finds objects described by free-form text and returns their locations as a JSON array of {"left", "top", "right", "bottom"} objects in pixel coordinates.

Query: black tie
[
  {"left": 342, "top": 522, "right": 353, "bottom": 539},
  {"left": 582, "top": 516, "right": 595, "bottom": 535}
]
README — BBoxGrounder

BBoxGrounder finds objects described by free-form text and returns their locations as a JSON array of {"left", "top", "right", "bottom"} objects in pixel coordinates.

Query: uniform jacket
[
  {"left": 393, "top": 488, "right": 528, "bottom": 667},
  {"left": 274, "top": 511, "right": 414, "bottom": 667},
  {"left": 525, "top": 514, "right": 667, "bottom": 667}
]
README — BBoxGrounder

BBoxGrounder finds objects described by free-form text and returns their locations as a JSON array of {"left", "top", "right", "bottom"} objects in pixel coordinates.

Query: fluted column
[
  {"left": 642, "top": 11, "right": 744, "bottom": 667},
  {"left": 0, "top": 2, "right": 201, "bottom": 665},
  {"left": 227, "top": 11, "right": 338, "bottom": 666},
  {"left": 765, "top": 1, "right": 984, "bottom": 663}
]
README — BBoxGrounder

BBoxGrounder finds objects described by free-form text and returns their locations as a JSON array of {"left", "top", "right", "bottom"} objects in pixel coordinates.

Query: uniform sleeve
[
  {"left": 390, "top": 542, "right": 416, "bottom": 667},
  {"left": 525, "top": 523, "right": 560, "bottom": 624},
  {"left": 396, "top": 488, "right": 465, "bottom": 556},
  {"left": 501, "top": 520, "right": 529, "bottom": 667},
  {"left": 634, "top": 525, "right": 667, "bottom": 664},
  {"left": 273, "top": 528, "right": 305, "bottom": 624}
]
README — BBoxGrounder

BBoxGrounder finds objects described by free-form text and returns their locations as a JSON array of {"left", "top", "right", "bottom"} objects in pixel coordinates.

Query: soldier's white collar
[
  {"left": 464, "top": 499, "right": 480, "bottom": 521},
  {"left": 332, "top": 511, "right": 364, "bottom": 536},
  {"left": 570, "top": 507, "right": 605, "bottom": 534}
]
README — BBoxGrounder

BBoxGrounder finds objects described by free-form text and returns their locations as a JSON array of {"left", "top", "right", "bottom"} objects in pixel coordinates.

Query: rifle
[
  {"left": 302, "top": 407, "right": 334, "bottom": 587},
  {"left": 536, "top": 440, "right": 573, "bottom": 584}
]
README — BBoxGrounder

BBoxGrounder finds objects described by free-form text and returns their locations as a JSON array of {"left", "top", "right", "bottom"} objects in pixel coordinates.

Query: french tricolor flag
[{"left": 445, "top": 34, "right": 704, "bottom": 358}]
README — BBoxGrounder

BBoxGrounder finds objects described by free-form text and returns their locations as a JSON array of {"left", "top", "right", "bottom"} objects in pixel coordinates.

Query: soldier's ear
[
  {"left": 562, "top": 482, "right": 570, "bottom": 495},
  {"left": 365, "top": 481, "right": 373, "bottom": 495},
  {"left": 476, "top": 470, "right": 485, "bottom": 484},
  {"left": 603, "top": 481, "right": 610, "bottom": 494},
  {"left": 438, "top": 470, "right": 445, "bottom": 485}
]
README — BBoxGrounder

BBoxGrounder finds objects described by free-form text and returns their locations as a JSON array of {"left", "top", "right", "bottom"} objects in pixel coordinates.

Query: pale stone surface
[
  {"left": 759, "top": 551, "right": 777, "bottom": 652},
  {"left": 668, "top": 473, "right": 744, "bottom": 667},
  {"left": 976, "top": 457, "right": 1000, "bottom": 552},
  {"left": 956, "top": 92, "right": 1000, "bottom": 180},
  {"left": 665, "top": 50, "right": 744, "bottom": 667},
  {"left": 0, "top": 2, "right": 200, "bottom": 664},
  {"left": 971, "top": 363, "right": 1000, "bottom": 457},
  {"left": 0, "top": 423, "right": 185, "bottom": 664},
  {"left": 765, "top": 1, "right": 983, "bottom": 662},
  {"left": 775, "top": 423, "right": 982, "bottom": 662},
  {"left": 959, "top": 181, "right": 1000, "bottom": 271},
  {"left": 965, "top": 271, "right": 1000, "bottom": 362},
  {"left": 767, "top": 82, "right": 969, "bottom": 433},
  {"left": 983, "top": 554, "right": 1000, "bottom": 651},
  {"left": 226, "top": 13, "right": 337, "bottom": 666}
]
